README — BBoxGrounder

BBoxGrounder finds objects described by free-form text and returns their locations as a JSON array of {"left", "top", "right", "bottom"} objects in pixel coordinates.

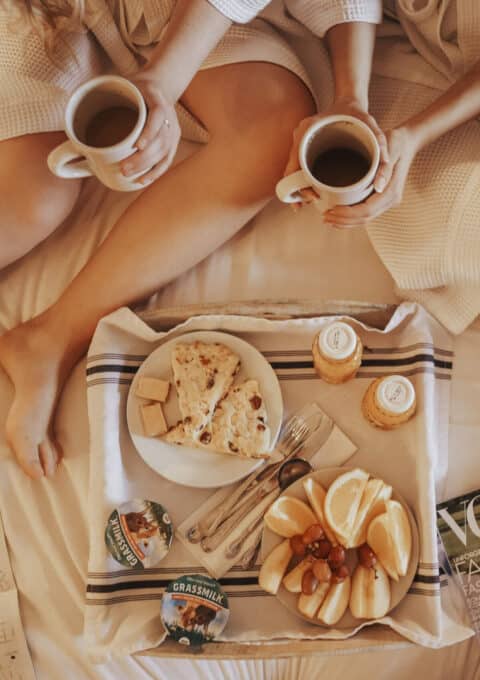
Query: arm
[
  {"left": 327, "top": 21, "right": 376, "bottom": 112},
  {"left": 123, "top": 0, "right": 233, "bottom": 182},
  {"left": 406, "top": 60, "right": 480, "bottom": 151},
  {"left": 137, "top": 0, "right": 232, "bottom": 105},
  {"left": 325, "top": 59, "right": 480, "bottom": 227}
]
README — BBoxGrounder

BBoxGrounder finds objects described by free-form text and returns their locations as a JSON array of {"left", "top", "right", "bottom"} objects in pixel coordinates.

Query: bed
[{"left": 1, "top": 153, "right": 479, "bottom": 679}]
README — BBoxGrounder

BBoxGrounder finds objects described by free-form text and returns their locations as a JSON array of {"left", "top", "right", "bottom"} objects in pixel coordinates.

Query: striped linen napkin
[{"left": 84, "top": 301, "right": 473, "bottom": 659}]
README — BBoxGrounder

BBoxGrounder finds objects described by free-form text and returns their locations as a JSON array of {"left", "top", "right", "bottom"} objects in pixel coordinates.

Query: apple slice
[
  {"left": 386, "top": 500, "right": 412, "bottom": 577},
  {"left": 317, "top": 577, "right": 351, "bottom": 625},
  {"left": 303, "top": 477, "right": 338, "bottom": 546},
  {"left": 366, "top": 513, "right": 399, "bottom": 581},
  {"left": 283, "top": 556, "right": 315, "bottom": 593},
  {"left": 350, "top": 563, "right": 391, "bottom": 619},
  {"left": 298, "top": 582, "right": 330, "bottom": 619},
  {"left": 258, "top": 539, "right": 292, "bottom": 595},
  {"left": 346, "top": 478, "right": 384, "bottom": 548},
  {"left": 264, "top": 496, "right": 317, "bottom": 538}
]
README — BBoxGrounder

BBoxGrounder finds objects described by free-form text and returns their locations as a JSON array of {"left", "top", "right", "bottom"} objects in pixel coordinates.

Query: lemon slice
[
  {"left": 324, "top": 469, "right": 369, "bottom": 544},
  {"left": 366, "top": 513, "right": 399, "bottom": 581},
  {"left": 347, "top": 478, "right": 385, "bottom": 548},
  {"left": 264, "top": 496, "right": 317, "bottom": 538},
  {"left": 386, "top": 500, "right": 412, "bottom": 577},
  {"left": 303, "top": 477, "right": 338, "bottom": 546}
]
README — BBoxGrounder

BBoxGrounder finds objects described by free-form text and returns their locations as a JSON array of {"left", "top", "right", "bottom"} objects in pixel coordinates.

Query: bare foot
[{"left": 0, "top": 316, "right": 84, "bottom": 479}]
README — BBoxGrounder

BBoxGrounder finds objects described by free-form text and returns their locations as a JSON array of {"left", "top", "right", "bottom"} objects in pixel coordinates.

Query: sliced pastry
[
  {"left": 203, "top": 379, "right": 271, "bottom": 458},
  {"left": 165, "top": 379, "right": 271, "bottom": 459},
  {"left": 171, "top": 340, "right": 240, "bottom": 439}
]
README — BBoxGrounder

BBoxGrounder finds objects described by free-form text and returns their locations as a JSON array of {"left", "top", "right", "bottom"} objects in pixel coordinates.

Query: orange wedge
[
  {"left": 366, "top": 513, "right": 399, "bottom": 581},
  {"left": 264, "top": 496, "right": 317, "bottom": 538},
  {"left": 386, "top": 500, "right": 412, "bottom": 577},
  {"left": 324, "top": 469, "right": 369, "bottom": 544},
  {"left": 303, "top": 477, "right": 338, "bottom": 546},
  {"left": 346, "top": 478, "right": 384, "bottom": 548}
]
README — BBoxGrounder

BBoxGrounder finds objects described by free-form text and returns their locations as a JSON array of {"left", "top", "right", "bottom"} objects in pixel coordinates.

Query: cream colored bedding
[{"left": 0, "top": 153, "right": 479, "bottom": 676}]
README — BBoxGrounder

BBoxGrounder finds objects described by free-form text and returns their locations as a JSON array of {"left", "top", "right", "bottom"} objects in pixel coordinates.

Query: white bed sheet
[{"left": 1, "top": 152, "right": 479, "bottom": 680}]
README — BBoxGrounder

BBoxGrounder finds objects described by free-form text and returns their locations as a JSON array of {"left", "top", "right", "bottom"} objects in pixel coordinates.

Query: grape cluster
[
  {"left": 289, "top": 523, "right": 349, "bottom": 595},
  {"left": 290, "top": 524, "right": 379, "bottom": 596}
]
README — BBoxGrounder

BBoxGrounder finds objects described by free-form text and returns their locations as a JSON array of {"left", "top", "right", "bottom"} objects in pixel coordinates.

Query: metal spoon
[{"left": 277, "top": 457, "right": 313, "bottom": 490}]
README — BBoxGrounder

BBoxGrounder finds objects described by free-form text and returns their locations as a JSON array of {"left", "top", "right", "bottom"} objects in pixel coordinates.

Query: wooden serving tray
[{"left": 137, "top": 299, "right": 409, "bottom": 658}]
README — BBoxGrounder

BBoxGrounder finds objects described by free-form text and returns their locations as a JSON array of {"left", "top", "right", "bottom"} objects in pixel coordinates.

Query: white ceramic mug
[
  {"left": 47, "top": 75, "right": 148, "bottom": 192},
  {"left": 276, "top": 114, "right": 380, "bottom": 210}
]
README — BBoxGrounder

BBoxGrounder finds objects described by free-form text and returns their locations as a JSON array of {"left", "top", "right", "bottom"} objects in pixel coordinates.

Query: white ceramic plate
[
  {"left": 127, "top": 331, "right": 283, "bottom": 488},
  {"left": 261, "top": 468, "right": 419, "bottom": 629}
]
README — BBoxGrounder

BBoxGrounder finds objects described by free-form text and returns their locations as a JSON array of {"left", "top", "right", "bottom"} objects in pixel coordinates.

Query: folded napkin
[
  {"left": 176, "top": 409, "right": 358, "bottom": 580},
  {"left": 84, "top": 302, "right": 472, "bottom": 660}
]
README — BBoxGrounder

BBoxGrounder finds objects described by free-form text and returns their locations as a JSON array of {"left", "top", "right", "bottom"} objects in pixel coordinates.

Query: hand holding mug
[
  {"left": 323, "top": 127, "right": 418, "bottom": 228},
  {"left": 47, "top": 74, "right": 181, "bottom": 192},
  {"left": 123, "top": 71, "right": 181, "bottom": 185},
  {"left": 279, "top": 99, "right": 389, "bottom": 219}
]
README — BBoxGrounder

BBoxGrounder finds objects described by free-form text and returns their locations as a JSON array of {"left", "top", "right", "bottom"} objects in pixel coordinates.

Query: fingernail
[
  {"left": 123, "top": 164, "right": 133, "bottom": 176},
  {"left": 376, "top": 178, "right": 386, "bottom": 193},
  {"left": 137, "top": 139, "right": 146, "bottom": 150},
  {"left": 140, "top": 177, "right": 152, "bottom": 186}
]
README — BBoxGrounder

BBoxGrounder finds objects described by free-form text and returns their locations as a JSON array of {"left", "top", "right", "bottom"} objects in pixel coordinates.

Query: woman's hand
[
  {"left": 121, "top": 72, "right": 181, "bottom": 185},
  {"left": 323, "top": 126, "right": 419, "bottom": 228},
  {"left": 283, "top": 97, "right": 389, "bottom": 208}
]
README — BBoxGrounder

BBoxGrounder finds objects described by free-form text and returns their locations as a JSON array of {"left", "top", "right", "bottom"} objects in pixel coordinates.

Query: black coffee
[
  {"left": 312, "top": 147, "right": 370, "bottom": 187},
  {"left": 82, "top": 106, "right": 138, "bottom": 148}
]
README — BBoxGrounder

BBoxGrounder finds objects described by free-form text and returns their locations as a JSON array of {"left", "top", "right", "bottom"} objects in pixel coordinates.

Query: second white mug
[{"left": 276, "top": 114, "right": 380, "bottom": 210}]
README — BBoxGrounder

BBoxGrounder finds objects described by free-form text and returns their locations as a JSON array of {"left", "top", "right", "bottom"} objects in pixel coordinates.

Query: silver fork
[
  {"left": 187, "top": 404, "right": 325, "bottom": 549},
  {"left": 186, "top": 406, "right": 321, "bottom": 544}
]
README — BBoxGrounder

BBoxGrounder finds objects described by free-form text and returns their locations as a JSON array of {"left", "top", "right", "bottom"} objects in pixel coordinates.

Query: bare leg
[
  {"left": 0, "top": 63, "right": 315, "bottom": 478},
  {"left": 0, "top": 132, "right": 81, "bottom": 269}
]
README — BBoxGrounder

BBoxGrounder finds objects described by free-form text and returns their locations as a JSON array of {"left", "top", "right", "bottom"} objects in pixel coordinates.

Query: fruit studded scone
[
  {"left": 171, "top": 341, "right": 240, "bottom": 439},
  {"left": 165, "top": 379, "right": 271, "bottom": 459}
]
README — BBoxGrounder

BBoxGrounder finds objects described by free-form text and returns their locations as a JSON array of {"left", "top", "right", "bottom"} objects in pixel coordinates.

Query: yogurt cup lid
[
  {"left": 161, "top": 574, "right": 229, "bottom": 646},
  {"left": 376, "top": 376, "right": 415, "bottom": 414},
  {"left": 319, "top": 322, "right": 357, "bottom": 360},
  {"left": 105, "top": 499, "right": 173, "bottom": 569}
]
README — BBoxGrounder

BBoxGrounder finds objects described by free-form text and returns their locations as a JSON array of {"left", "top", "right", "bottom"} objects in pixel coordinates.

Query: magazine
[{"left": 437, "top": 489, "right": 480, "bottom": 635}]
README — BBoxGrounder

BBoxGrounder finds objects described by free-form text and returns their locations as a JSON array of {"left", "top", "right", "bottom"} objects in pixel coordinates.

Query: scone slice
[
  {"left": 201, "top": 379, "right": 271, "bottom": 459},
  {"left": 171, "top": 341, "right": 240, "bottom": 438}
]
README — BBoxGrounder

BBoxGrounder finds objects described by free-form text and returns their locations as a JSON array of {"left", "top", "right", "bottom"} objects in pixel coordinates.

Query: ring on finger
[{"left": 162, "top": 118, "right": 171, "bottom": 129}]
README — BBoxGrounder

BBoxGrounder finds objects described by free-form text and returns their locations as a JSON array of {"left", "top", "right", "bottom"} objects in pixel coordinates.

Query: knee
[
  {"left": 227, "top": 66, "right": 315, "bottom": 162},
  {"left": 258, "top": 70, "right": 316, "bottom": 140},
  {"left": 1, "top": 187, "right": 68, "bottom": 238},
  {"left": 209, "top": 63, "right": 315, "bottom": 145},
  {"left": 0, "top": 181, "right": 79, "bottom": 267}
]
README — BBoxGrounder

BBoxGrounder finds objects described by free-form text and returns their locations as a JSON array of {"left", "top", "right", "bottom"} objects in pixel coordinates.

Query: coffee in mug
[
  {"left": 312, "top": 147, "right": 371, "bottom": 187},
  {"left": 81, "top": 106, "right": 139, "bottom": 148},
  {"left": 47, "top": 75, "right": 148, "bottom": 192},
  {"left": 276, "top": 115, "right": 380, "bottom": 210}
]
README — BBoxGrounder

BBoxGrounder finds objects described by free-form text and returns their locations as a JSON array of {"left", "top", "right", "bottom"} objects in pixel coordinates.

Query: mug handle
[
  {"left": 275, "top": 170, "right": 315, "bottom": 204},
  {"left": 47, "top": 141, "right": 93, "bottom": 179}
]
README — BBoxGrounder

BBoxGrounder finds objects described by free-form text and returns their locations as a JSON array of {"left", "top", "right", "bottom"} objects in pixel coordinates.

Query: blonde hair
[{"left": 8, "top": 1, "right": 86, "bottom": 53}]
